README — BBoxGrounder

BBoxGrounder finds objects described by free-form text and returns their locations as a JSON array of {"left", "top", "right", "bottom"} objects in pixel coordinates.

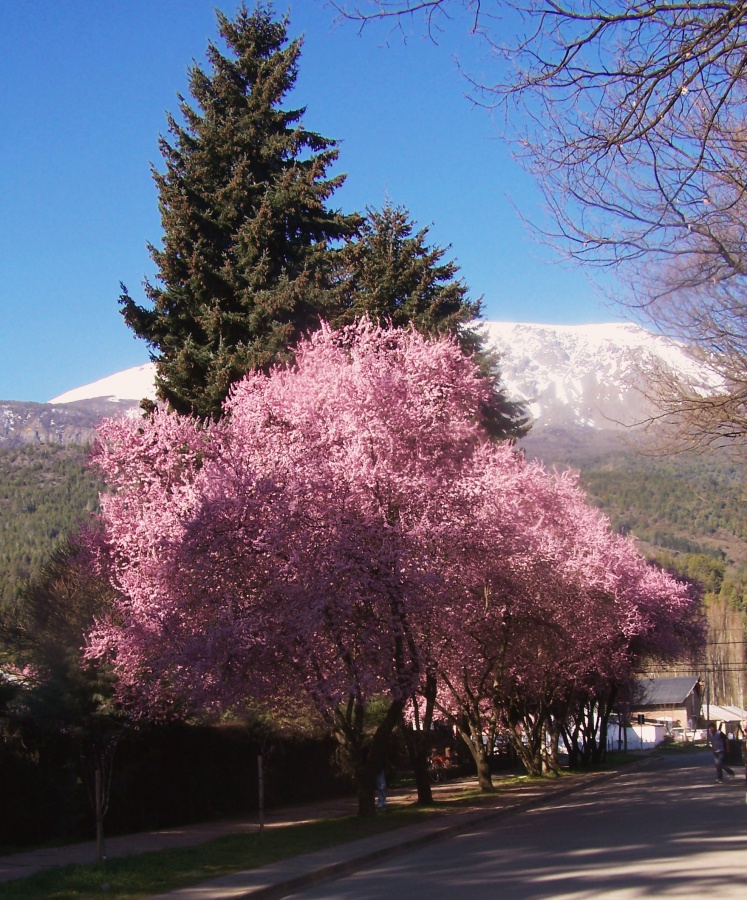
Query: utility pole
[
  {"left": 95, "top": 767, "right": 105, "bottom": 863},
  {"left": 258, "top": 754, "right": 265, "bottom": 835}
]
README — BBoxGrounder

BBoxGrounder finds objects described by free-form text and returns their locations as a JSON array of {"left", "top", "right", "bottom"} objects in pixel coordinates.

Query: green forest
[
  {"left": 0, "top": 445, "right": 100, "bottom": 609},
  {"left": 580, "top": 452, "right": 747, "bottom": 611},
  {"left": 2, "top": 440, "right": 746, "bottom": 612},
  {"left": 582, "top": 453, "right": 747, "bottom": 551}
]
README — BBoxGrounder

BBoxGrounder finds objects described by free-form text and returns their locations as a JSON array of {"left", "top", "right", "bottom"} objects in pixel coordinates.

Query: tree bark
[
  {"left": 401, "top": 678, "right": 436, "bottom": 805},
  {"left": 400, "top": 725, "right": 434, "bottom": 805},
  {"left": 456, "top": 725, "right": 494, "bottom": 791},
  {"left": 345, "top": 697, "right": 406, "bottom": 817}
]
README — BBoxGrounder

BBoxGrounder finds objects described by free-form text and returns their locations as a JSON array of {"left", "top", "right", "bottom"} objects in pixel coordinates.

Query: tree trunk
[
  {"left": 399, "top": 722, "right": 434, "bottom": 805},
  {"left": 457, "top": 726, "right": 494, "bottom": 791},
  {"left": 592, "top": 686, "right": 617, "bottom": 765},
  {"left": 349, "top": 697, "right": 406, "bottom": 817},
  {"left": 402, "top": 678, "right": 437, "bottom": 805},
  {"left": 561, "top": 715, "right": 582, "bottom": 769},
  {"left": 511, "top": 733, "right": 541, "bottom": 776},
  {"left": 543, "top": 719, "right": 561, "bottom": 775},
  {"left": 474, "top": 746, "right": 494, "bottom": 791},
  {"left": 355, "top": 762, "right": 378, "bottom": 817},
  {"left": 507, "top": 710, "right": 545, "bottom": 777},
  {"left": 95, "top": 767, "right": 105, "bottom": 863}
]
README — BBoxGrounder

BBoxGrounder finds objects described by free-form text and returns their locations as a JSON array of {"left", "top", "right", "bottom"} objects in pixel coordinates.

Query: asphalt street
[{"left": 284, "top": 752, "right": 747, "bottom": 899}]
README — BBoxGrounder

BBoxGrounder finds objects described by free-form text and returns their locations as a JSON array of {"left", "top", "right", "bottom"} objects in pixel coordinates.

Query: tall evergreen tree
[
  {"left": 120, "top": 3, "right": 357, "bottom": 419},
  {"left": 332, "top": 204, "right": 528, "bottom": 439},
  {"left": 330, "top": 203, "right": 480, "bottom": 340}
]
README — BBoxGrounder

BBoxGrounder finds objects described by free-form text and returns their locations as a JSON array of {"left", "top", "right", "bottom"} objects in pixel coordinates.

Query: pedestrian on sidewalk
[
  {"left": 709, "top": 723, "right": 735, "bottom": 783},
  {"left": 375, "top": 768, "right": 387, "bottom": 810}
]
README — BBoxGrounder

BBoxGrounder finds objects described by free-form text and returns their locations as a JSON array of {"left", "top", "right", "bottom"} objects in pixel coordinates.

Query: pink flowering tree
[
  {"left": 408, "top": 442, "right": 540, "bottom": 789},
  {"left": 424, "top": 456, "right": 703, "bottom": 783},
  {"left": 87, "top": 322, "right": 495, "bottom": 815},
  {"left": 86, "top": 320, "right": 703, "bottom": 806},
  {"left": 524, "top": 474, "right": 704, "bottom": 772}
]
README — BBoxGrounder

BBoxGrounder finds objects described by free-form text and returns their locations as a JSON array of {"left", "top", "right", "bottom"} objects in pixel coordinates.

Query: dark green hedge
[{"left": 0, "top": 721, "right": 352, "bottom": 851}]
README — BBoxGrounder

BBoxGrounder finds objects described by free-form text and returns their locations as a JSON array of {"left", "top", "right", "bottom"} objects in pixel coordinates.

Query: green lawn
[
  {"left": 0, "top": 774, "right": 586, "bottom": 899},
  {"left": 0, "top": 792, "right": 513, "bottom": 900},
  {"left": 0, "top": 812, "right": 425, "bottom": 899}
]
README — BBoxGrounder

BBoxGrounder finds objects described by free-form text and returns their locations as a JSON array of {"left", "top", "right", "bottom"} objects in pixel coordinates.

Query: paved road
[{"left": 285, "top": 752, "right": 747, "bottom": 899}]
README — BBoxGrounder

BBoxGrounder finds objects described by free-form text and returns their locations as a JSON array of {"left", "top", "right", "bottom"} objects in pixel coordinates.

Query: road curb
[{"left": 151, "top": 755, "right": 662, "bottom": 900}]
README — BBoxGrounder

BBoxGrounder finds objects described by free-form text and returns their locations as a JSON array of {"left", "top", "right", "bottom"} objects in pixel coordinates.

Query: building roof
[
  {"left": 633, "top": 677, "right": 700, "bottom": 707},
  {"left": 704, "top": 704, "right": 747, "bottom": 724}
]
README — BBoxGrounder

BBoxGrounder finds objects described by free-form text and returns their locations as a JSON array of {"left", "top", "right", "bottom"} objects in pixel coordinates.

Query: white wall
[{"left": 607, "top": 723, "right": 667, "bottom": 751}]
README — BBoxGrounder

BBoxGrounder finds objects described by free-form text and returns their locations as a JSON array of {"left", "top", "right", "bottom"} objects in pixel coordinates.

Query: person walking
[
  {"left": 375, "top": 768, "right": 387, "bottom": 810},
  {"left": 709, "top": 723, "right": 735, "bottom": 783}
]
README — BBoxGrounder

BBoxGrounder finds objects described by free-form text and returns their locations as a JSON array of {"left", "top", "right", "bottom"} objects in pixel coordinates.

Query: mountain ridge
[
  {"left": 479, "top": 320, "right": 711, "bottom": 432},
  {"left": 0, "top": 320, "right": 708, "bottom": 448},
  {"left": 48, "top": 363, "right": 157, "bottom": 406}
]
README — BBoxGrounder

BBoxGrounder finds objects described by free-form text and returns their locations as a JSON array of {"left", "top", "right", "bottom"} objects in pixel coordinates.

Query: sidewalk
[
  {"left": 0, "top": 759, "right": 658, "bottom": 898},
  {"left": 0, "top": 793, "right": 358, "bottom": 884}
]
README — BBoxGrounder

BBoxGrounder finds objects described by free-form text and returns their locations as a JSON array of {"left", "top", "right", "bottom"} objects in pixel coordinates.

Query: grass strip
[
  {"left": 0, "top": 799, "right": 475, "bottom": 900},
  {"left": 0, "top": 774, "right": 569, "bottom": 899}
]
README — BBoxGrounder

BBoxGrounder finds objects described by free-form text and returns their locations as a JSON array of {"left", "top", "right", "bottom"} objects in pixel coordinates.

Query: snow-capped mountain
[
  {"left": 0, "top": 366, "right": 157, "bottom": 448},
  {"left": 0, "top": 321, "right": 710, "bottom": 448},
  {"left": 48, "top": 364, "right": 157, "bottom": 406},
  {"left": 479, "top": 321, "right": 710, "bottom": 432}
]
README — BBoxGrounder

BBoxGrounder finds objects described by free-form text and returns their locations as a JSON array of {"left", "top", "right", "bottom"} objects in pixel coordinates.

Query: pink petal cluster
[{"left": 86, "top": 322, "right": 702, "bottom": 740}]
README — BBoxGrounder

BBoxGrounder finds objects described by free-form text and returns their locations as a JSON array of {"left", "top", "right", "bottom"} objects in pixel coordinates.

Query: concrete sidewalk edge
[{"left": 151, "top": 755, "right": 662, "bottom": 900}]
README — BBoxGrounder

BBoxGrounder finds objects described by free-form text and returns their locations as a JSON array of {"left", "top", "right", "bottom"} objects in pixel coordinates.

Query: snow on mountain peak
[
  {"left": 49, "top": 364, "right": 157, "bottom": 405},
  {"left": 46, "top": 321, "right": 713, "bottom": 433},
  {"left": 478, "top": 321, "right": 711, "bottom": 430}
]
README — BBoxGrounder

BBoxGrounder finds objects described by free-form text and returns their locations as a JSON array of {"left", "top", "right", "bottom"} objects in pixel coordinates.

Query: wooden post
[
  {"left": 258, "top": 754, "right": 264, "bottom": 835},
  {"left": 95, "top": 767, "right": 105, "bottom": 863}
]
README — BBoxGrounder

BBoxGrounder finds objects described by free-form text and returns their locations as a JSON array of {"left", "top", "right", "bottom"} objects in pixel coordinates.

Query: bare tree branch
[{"left": 334, "top": 1, "right": 747, "bottom": 450}]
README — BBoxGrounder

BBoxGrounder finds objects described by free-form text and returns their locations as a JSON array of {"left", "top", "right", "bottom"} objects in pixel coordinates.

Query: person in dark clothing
[
  {"left": 709, "top": 723, "right": 735, "bottom": 782},
  {"left": 375, "top": 768, "right": 387, "bottom": 810}
]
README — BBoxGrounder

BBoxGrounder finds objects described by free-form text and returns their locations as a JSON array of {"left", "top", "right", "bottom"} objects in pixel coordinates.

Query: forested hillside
[
  {"left": 572, "top": 448, "right": 747, "bottom": 705},
  {"left": 0, "top": 445, "right": 101, "bottom": 608},
  {"left": 581, "top": 453, "right": 747, "bottom": 563},
  {"left": 1, "top": 435, "right": 746, "bottom": 621},
  {"left": 543, "top": 445, "right": 747, "bottom": 615}
]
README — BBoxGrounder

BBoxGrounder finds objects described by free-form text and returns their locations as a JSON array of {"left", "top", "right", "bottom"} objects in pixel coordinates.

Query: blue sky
[{"left": 0, "top": 0, "right": 622, "bottom": 403}]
